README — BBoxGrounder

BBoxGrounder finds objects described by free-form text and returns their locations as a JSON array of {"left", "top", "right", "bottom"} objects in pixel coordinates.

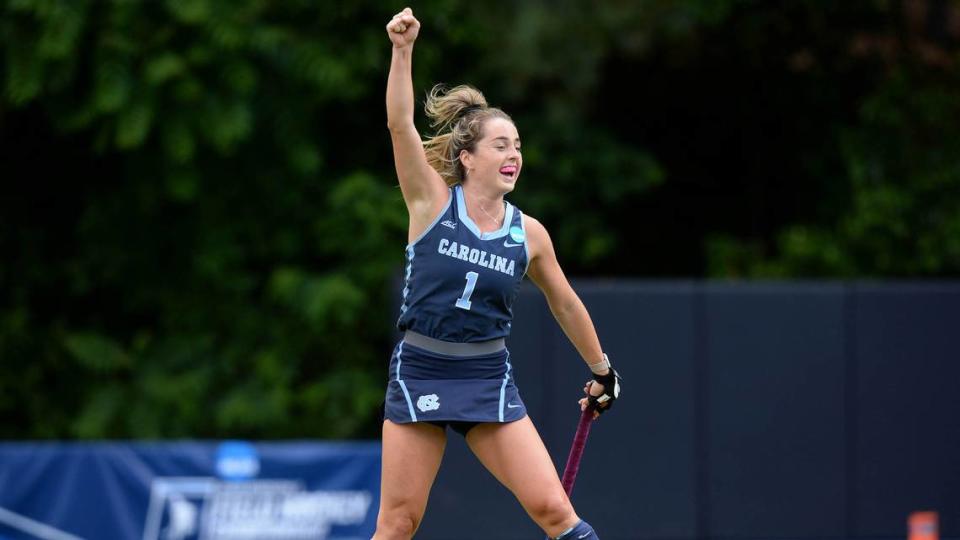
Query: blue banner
[{"left": 0, "top": 441, "right": 380, "bottom": 540}]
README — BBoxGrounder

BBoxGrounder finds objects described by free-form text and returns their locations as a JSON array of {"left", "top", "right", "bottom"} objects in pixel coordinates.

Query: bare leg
[
  {"left": 372, "top": 420, "right": 447, "bottom": 540},
  {"left": 466, "top": 417, "right": 580, "bottom": 538}
]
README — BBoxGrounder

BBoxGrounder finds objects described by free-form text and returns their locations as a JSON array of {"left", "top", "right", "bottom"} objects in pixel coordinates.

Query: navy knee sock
[{"left": 555, "top": 519, "right": 598, "bottom": 540}]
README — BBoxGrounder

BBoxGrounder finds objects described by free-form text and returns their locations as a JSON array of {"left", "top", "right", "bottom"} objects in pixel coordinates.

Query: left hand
[
  {"left": 578, "top": 380, "right": 604, "bottom": 419},
  {"left": 578, "top": 368, "right": 621, "bottom": 419}
]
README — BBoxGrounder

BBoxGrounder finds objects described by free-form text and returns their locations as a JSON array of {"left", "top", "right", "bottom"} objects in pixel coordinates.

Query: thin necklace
[{"left": 478, "top": 199, "right": 504, "bottom": 228}]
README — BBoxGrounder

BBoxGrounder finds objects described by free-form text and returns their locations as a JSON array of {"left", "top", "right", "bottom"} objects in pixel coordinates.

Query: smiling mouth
[{"left": 499, "top": 166, "right": 518, "bottom": 179}]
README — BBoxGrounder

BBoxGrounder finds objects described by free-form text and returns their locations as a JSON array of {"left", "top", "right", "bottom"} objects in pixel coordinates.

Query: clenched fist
[{"left": 386, "top": 7, "right": 420, "bottom": 48}]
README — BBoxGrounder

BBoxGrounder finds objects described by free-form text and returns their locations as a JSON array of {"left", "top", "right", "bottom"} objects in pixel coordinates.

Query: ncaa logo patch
[
  {"left": 509, "top": 226, "right": 525, "bottom": 244},
  {"left": 417, "top": 394, "right": 440, "bottom": 412}
]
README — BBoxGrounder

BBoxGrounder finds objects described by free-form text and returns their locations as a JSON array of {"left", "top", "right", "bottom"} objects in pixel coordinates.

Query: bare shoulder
[
  {"left": 523, "top": 213, "right": 544, "bottom": 230},
  {"left": 522, "top": 213, "right": 554, "bottom": 261},
  {"left": 521, "top": 212, "right": 568, "bottom": 295}
]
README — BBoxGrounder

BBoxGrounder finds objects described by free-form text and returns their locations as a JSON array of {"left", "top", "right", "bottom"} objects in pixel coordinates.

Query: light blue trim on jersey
[
  {"left": 396, "top": 342, "right": 418, "bottom": 422},
  {"left": 407, "top": 188, "right": 453, "bottom": 248},
  {"left": 398, "top": 245, "right": 414, "bottom": 315},
  {"left": 518, "top": 209, "right": 531, "bottom": 277},
  {"left": 498, "top": 351, "right": 512, "bottom": 422},
  {"left": 455, "top": 184, "right": 515, "bottom": 240}
]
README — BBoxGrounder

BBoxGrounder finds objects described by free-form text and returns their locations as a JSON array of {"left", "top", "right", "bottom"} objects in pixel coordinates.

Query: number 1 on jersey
[{"left": 455, "top": 271, "right": 479, "bottom": 310}]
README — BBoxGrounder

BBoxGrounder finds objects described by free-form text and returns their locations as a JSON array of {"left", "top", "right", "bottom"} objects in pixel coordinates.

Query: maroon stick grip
[{"left": 560, "top": 408, "right": 594, "bottom": 495}]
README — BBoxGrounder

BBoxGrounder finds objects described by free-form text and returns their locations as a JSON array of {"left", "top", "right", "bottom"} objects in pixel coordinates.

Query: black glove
[{"left": 588, "top": 367, "right": 622, "bottom": 415}]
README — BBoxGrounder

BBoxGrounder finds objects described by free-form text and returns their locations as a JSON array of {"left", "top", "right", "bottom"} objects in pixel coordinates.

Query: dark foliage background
[{"left": 2, "top": 0, "right": 958, "bottom": 438}]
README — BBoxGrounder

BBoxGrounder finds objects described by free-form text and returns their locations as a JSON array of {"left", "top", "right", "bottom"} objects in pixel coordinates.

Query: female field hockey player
[{"left": 375, "top": 8, "right": 623, "bottom": 540}]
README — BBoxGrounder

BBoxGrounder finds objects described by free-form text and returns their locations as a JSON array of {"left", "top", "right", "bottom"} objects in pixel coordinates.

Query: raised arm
[{"left": 385, "top": 8, "right": 449, "bottom": 240}]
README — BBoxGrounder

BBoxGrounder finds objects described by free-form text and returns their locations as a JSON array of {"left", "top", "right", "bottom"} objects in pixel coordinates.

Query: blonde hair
[{"left": 422, "top": 84, "right": 513, "bottom": 186}]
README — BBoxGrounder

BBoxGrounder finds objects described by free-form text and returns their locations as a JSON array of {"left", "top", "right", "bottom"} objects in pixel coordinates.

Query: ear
[{"left": 458, "top": 148, "right": 474, "bottom": 172}]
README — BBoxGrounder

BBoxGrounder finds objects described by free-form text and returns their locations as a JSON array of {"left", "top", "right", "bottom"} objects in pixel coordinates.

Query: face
[{"left": 460, "top": 117, "right": 522, "bottom": 194}]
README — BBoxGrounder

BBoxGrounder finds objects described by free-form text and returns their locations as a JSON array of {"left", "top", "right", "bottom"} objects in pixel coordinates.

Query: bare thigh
[
  {"left": 374, "top": 420, "right": 447, "bottom": 540},
  {"left": 466, "top": 416, "right": 580, "bottom": 538}
]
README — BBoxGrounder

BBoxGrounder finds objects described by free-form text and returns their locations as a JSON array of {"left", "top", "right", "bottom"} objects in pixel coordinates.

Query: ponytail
[{"left": 422, "top": 84, "right": 511, "bottom": 186}]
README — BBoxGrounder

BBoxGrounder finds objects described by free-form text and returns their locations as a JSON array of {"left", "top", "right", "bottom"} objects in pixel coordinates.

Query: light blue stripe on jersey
[
  {"left": 498, "top": 351, "right": 512, "bottom": 422},
  {"left": 399, "top": 245, "right": 414, "bottom": 314},
  {"left": 455, "top": 184, "right": 515, "bottom": 240},
  {"left": 396, "top": 342, "right": 418, "bottom": 421},
  {"left": 518, "top": 208, "right": 531, "bottom": 277}
]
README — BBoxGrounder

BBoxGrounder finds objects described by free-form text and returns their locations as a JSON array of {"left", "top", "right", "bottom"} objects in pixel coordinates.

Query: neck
[{"left": 461, "top": 182, "right": 505, "bottom": 232}]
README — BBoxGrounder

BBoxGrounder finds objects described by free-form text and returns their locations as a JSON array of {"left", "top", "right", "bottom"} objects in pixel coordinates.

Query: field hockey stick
[
  {"left": 560, "top": 405, "right": 595, "bottom": 496},
  {"left": 544, "top": 405, "right": 596, "bottom": 540}
]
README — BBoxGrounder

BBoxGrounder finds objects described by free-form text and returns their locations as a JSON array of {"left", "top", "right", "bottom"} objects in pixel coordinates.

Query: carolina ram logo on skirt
[{"left": 417, "top": 394, "right": 440, "bottom": 412}]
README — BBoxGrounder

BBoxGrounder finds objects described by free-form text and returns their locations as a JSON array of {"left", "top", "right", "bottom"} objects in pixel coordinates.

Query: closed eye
[{"left": 491, "top": 136, "right": 521, "bottom": 151}]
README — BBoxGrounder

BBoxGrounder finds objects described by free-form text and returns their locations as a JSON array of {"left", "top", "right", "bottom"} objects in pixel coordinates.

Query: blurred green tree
[
  {"left": 1, "top": 0, "right": 957, "bottom": 439},
  {"left": 701, "top": 0, "right": 960, "bottom": 277},
  {"left": 1, "top": 0, "right": 416, "bottom": 438}
]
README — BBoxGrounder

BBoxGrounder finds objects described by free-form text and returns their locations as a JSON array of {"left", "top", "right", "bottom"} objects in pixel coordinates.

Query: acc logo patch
[
  {"left": 509, "top": 226, "right": 525, "bottom": 244},
  {"left": 417, "top": 394, "right": 440, "bottom": 412}
]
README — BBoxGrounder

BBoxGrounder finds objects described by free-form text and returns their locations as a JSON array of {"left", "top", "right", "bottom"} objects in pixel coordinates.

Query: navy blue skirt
[{"left": 383, "top": 340, "right": 527, "bottom": 425}]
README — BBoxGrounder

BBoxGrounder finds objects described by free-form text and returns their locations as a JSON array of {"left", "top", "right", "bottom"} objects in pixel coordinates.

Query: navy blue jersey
[{"left": 397, "top": 184, "right": 529, "bottom": 342}]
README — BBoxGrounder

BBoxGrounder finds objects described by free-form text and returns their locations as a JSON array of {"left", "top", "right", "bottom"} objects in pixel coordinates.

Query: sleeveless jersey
[{"left": 397, "top": 184, "right": 529, "bottom": 342}]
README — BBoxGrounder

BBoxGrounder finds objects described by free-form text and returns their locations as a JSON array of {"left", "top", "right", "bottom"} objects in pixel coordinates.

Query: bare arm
[
  {"left": 524, "top": 216, "right": 608, "bottom": 375},
  {"left": 525, "top": 215, "right": 619, "bottom": 417},
  {"left": 385, "top": 8, "right": 449, "bottom": 240}
]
